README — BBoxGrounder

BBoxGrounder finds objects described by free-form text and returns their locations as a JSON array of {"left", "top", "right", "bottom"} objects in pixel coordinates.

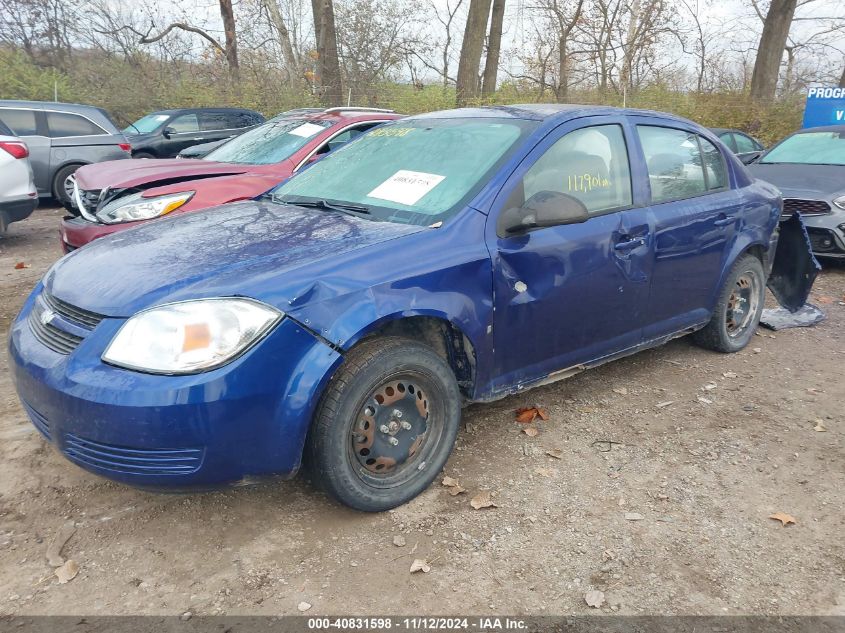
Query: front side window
[
  {"left": 205, "top": 118, "right": 332, "bottom": 165},
  {"left": 271, "top": 118, "right": 537, "bottom": 226},
  {"left": 0, "top": 108, "right": 38, "bottom": 136},
  {"left": 519, "top": 124, "right": 632, "bottom": 215},
  {"left": 46, "top": 111, "right": 105, "bottom": 137},
  {"left": 638, "top": 125, "right": 707, "bottom": 203},
  {"left": 760, "top": 131, "right": 845, "bottom": 166},
  {"left": 168, "top": 114, "right": 199, "bottom": 134}
]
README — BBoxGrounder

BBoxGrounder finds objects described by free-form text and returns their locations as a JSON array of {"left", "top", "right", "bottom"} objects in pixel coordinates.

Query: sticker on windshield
[
  {"left": 369, "top": 127, "right": 415, "bottom": 138},
  {"left": 367, "top": 170, "right": 445, "bottom": 206},
  {"left": 289, "top": 122, "right": 325, "bottom": 138}
]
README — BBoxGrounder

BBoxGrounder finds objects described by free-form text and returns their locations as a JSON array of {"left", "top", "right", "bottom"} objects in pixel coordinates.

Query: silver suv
[
  {"left": 0, "top": 119, "right": 37, "bottom": 233},
  {"left": 0, "top": 101, "right": 131, "bottom": 211}
]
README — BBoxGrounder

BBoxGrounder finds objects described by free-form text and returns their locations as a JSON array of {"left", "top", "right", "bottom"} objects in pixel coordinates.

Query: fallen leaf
[
  {"left": 624, "top": 512, "right": 644, "bottom": 521},
  {"left": 536, "top": 408, "right": 550, "bottom": 421},
  {"left": 655, "top": 401, "right": 675, "bottom": 409},
  {"left": 441, "top": 476, "right": 459, "bottom": 487},
  {"left": 393, "top": 535, "right": 406, "bottom": 547},
  {"left": 816, "top": 295, "right": 834, "bottom": 304},
  {"left": 54, "top": 559, "right": 79, "bottom": 584},
  {"left": 769, "top": 512, "right": 796, "bottom": 527},
  {"left": 470, "top": 490, "right": 498, "bottom": 510},
  {"left": 448, "top": 485, "right": 466, "bottom": 496},
  {"left": 612, "top": 387, "right": 628, "bottom": 395},
  {"left": 297, "top": 601, "right": 312, "bottom": 612},
  {"left": 442, "top": 476, "right": 466, "bottom": 495},
  {"left": 813, "top": 420, "right": 827, "bottom": 432},
  {"left": 409, "top": 558, "right": 431, "bottom": 573},
  {"left": 584, "top": 589, "right": 605, "bottom": 608},
  {"left": 545, "top": 449, "right": 563, "bottom": 459},
  {"left": 515, "top": 408, "right": 537, "bottom": 423},
  {"left": 14, "top": 262, "right": 30, "bottom": 270},
  {"left": 522, "top": 426, "right": 539, "bottom": 437}
]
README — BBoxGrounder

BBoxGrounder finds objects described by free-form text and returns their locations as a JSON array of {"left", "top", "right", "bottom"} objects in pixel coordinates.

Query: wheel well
[
  {"left": 362, "top": 317, "right": 476, "bottom": 398},
  {"left": 51, "top": 162, "right": 85, "bottom": 194},
  {"left": 744, "top": 244, "right": 765, "bottom": 263}
]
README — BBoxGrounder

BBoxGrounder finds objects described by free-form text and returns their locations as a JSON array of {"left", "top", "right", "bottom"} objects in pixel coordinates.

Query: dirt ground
[{"left": 0, "top": 206, "right": 843, "bottom": 618}]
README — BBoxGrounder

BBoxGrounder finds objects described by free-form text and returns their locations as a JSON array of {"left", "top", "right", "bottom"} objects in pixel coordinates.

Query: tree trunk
[
  {"left": 839, "top": 63, "right": 845, "bottom": 88},
  {"left": 749, "top": 0, "right": 797, "bottom": 101},
  {"left": 264, "top": 0, "right": 300, "bottom": 85},
  {"left": 310, "top": 0, "right": 343, "bottom": 106},
  {"left": 455, "top": 0, "right": 493, "bottom": 107},
  {"left": 218, "top": 0, "right": 240, "bottom": 82},
  {"left": 556, "top": 36, "right": 568, "bottom": 102},
  {"left": 480, "top": 0, "right": 505, "bottom": 97},
  {"left": 619, "top": 0, "right": 640, "bottom": 94}
]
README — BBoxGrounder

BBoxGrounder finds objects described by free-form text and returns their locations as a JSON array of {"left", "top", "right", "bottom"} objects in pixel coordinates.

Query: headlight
[
  {"left": 95, "top": 191, "right": 194, "bottom": 224},
  {"left": 833, "top": 195, "right": 845, "bottom": 210},
  {"left": 102, "top": 298, "right": 282, "bottom": 374}
]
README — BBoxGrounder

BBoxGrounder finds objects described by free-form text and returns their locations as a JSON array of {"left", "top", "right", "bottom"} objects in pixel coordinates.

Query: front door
[{"left": 486, "top": 117, "right": 654, "bottom": 393}]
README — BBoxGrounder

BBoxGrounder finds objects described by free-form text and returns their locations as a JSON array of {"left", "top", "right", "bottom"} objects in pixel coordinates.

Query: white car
[{"left": 0, "top": 119, "right": 37, "bottom": 233}]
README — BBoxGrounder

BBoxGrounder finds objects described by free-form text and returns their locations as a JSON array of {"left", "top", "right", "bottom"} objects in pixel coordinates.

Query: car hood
[
  {"left": 45, "top": 201, "right": 425, "bottom": 317},
  {"left": 748, "top": 163, "right": 845, "bottom": 199},
  {"left": 74, "top": 158, "right": 257, "bottom": 191}
]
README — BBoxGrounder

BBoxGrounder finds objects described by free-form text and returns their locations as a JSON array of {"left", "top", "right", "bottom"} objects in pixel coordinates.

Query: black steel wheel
[{"left": 306, "top": 337, "right": 461, "bottom": 511}]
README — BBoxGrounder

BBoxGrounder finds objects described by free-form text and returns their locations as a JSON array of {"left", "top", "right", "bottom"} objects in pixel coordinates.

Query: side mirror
[
  {"left": 740, "top": 151, "right": 762, "bottom": 165},
  {"left": 162, "top": 126, "right": 176, "bottom": 139},
  {"left": 499, "top": 191, "right": 590, "bottom": 235}
]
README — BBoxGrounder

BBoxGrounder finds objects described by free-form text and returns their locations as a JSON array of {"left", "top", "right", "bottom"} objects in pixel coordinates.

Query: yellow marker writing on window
[
  {"left": 369, "top": 127, "right": 415, "bottom": 138},
  {"left": 567, "top": 172, "right": 611, "bottom": 192}
]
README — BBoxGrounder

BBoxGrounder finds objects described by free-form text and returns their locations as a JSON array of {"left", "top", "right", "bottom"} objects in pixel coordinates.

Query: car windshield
[
  {"left": 760, "top": 130, "right": 845, "bottom": 166},
  {"left": 205, "top": 118, "right": 333, "bottom": 164},
  {"left": 270, "top": 118, "right": 536, "bottom": 225},
  {"left": 124, "top": 113, "right": 170, "bottom": 135}
]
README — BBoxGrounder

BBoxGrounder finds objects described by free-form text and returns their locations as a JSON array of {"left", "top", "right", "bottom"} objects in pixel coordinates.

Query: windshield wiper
[{"left": 275, "top": 197, "right": 371, "bottom": 216}]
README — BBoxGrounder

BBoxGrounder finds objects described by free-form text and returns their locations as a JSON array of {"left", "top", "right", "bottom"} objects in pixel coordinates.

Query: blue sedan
[{"left": 9, "top": 105, "right": 804, "bottom": 510}]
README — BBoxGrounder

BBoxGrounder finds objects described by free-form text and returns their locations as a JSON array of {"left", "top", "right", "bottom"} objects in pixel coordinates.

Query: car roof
[
  {"left": 408, "top": 103, "right": 699, "bottom": 126},
  {"left": 292, "top": 107, "right": 403, "bottom": 123},
  {"left": 0, "top": 100, "right": 110, "bottom": 115},
  {"left": 794, "top": 124, "right": 845, "bottom": 134},
  {"left": 145, "top": 107, "right": 262, "bottom": 116}
]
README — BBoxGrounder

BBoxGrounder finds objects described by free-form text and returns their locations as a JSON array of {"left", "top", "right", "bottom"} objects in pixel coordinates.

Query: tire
[
  {"left": 132, "top": 152, "right": 155, "bottom": 159},
  {"left": 305, "top": 336, "right": 461, "bottom": 512},
  {"left": 52, "top": 164, "right": 82, "bottom": 212},
  {"left": 693, "top": 254, "right": 766, "bottom": 353}
]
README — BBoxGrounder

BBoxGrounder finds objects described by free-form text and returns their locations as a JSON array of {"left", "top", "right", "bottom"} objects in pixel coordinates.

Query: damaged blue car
[{"left": 9, "top": 105, "right": 816, "bottom": 511}]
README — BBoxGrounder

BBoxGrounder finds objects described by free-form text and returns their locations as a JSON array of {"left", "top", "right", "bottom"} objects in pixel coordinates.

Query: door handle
[
  {"left": 714, "top": 215, "right": 735, "bottom": 227},
  {"left": 614, "top": 237, "right": 645, "bottom": 251}
]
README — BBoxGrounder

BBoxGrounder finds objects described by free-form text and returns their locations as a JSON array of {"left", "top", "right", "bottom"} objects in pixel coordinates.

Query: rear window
[
  {"left": 0, "top": 119, "right": 13, "bottom": 136},
  {"left": 47, "top": 111, "right": 106, "bottom": 137},
  {"left": 0, "top": 108, "right": 38, "bottom": 136},
  {"left": 227, "top": 111, "right": 262, "bottom": 128}
]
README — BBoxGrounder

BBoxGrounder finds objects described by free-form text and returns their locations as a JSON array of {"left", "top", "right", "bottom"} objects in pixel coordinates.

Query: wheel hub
[
  {"left": 726, "top": 274, "right": 757, "bottom": 336},
  {"left": 352, "top": 379, "right": 429, "bottom": 474}
]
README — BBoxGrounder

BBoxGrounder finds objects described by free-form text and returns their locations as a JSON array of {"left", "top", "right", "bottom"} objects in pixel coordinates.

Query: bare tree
[
  {"left": 263, "top": 0, "right": 301, "bottom": 84},
  {"left": 455, "top": 0, "right": 493, "bottom": 106},
  {"left": 480, "top": 0, "right": 506, "bottom": 96},
  {"left": 749, "top": 0, "right": 798, "bottom": 100},
  {"left": 311, "top": 0, "right": 343, "bottom": 105}
]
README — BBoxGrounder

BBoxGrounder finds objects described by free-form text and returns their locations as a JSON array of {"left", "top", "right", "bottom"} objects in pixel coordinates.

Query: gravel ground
[{"left": 0, "top": 206, "right": 843, "bottom": 617}]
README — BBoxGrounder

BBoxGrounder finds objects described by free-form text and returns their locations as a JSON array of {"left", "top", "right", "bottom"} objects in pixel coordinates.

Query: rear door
[
  {"left": 0, "top": 107, "right": 51, "bottom": 194},
  {"left": 632, "top": 119, "right": 739, "bottom": 339},
  {"left": 486, "top": 116, "right": 655, "bottom": 390}
]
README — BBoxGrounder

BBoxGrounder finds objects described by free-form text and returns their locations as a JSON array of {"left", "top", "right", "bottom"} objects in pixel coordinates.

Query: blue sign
[{"left": 803, "top": 87, "right": 845, "bottom": 128}]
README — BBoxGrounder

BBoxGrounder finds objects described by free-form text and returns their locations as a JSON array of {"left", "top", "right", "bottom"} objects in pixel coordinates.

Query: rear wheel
[
  {"left": 132, "top": 152, "right": 155, "bottom": 159},
  {"left": 305, "top": 337, "right": 461, "bottom": 511},
  {"left": 693, "top": 254, "right": 765, "bottom": 353},
  {"left": 52, "top": 164, "right": 82, "bottom": 213}
]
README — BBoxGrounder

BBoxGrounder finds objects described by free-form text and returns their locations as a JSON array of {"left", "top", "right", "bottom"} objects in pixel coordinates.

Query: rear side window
[
  {"left": 227, "top": 111, "right": 260, "bottom": 128},
  {"left": 46, "top": 111, "right": 106, "bottom": 137},
  {"left": 199, "top": 112, "right": 229, "bottom": 131},
  {"left": 0, "top": 108, "right": 38, "bottom": 136},
  {"left": 0, "top": 119, "right": 13, "bottom": 136},
  {"left": 638, "top": 126, "right": 707, "bottom": 203},
  {"left": 521, "top": 124, "right": 633, "bottom": 215},
  {"left": 169, "top": 114, "right": 199, "bottom": 133},
  {"left": 699, "top": 136, "right": 728, "bottom": 190}
]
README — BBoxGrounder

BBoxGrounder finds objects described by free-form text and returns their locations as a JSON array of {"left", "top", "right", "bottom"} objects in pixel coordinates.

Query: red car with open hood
[{"left": 60, "top": 107, "right": 402, "bottom": 252}]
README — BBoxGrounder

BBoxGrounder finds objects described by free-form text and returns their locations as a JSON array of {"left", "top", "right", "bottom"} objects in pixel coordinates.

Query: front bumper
[
  {"left": 9, "top": 287, "right": 342, "bottom": 488},
  {"left": 60, "top": 217, "right": 129, "bottom": 252}
]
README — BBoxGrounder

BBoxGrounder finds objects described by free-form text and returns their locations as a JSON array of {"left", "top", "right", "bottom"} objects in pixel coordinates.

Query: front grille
[
  {"left": 64, "top": 434, "right": 204, "bottom": 476},
  {"left": 783, "top": 199, "right": 831, "bottom": 216},
  {"left": 27, "top": 291, "right": 104, "bottom": 354},
  {"left": 22, "top": 402, "right": 51, "bottom": 441},
  {"left": 43, "top": 292, "right": 104, "bottom": 328}
]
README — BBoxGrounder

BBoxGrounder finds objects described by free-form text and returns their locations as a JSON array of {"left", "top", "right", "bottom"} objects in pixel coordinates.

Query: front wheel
[
  {"left": 305, "top": 337, "right": 462, "bottom": 511},
  {"left": 693, "top": 254, "right": 766, "bottom": 353}
]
